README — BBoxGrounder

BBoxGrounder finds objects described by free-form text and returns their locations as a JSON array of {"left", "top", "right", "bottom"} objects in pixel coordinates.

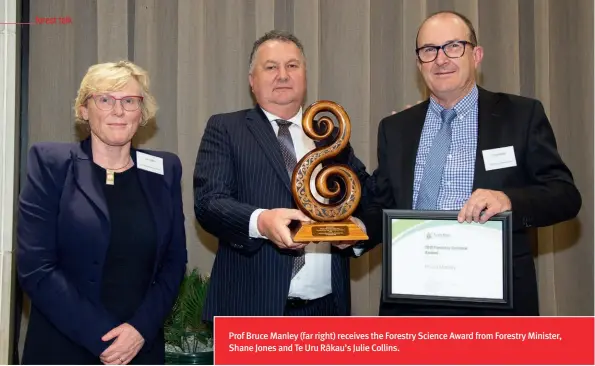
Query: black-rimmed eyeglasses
[
  {"left": 416, "top": 40, "right": 475, "bottom": 63},
  {"left": 89, "top": 94, "right": 144, "bottom": 112}
]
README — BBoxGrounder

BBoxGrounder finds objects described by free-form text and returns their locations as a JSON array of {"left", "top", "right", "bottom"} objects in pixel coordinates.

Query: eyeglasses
[
  {"left": 89, "top": 94, "right": 144, "bottom": 112},
  {"left": 416, "top": 40, "right": 475, "bottom": 63}
]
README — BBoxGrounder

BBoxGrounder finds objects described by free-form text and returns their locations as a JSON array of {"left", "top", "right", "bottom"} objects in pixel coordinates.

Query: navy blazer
[
  {"left": 193, "top": 106, "right": 370, "bottom": 320},
  {"left": 17, "top": 138, "right": 188, "bottom": 357}
]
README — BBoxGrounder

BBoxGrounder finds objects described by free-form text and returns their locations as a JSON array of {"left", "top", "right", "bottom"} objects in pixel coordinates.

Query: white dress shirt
[{"left": 248, "top": 107, "right": 332, "bottom": 300}]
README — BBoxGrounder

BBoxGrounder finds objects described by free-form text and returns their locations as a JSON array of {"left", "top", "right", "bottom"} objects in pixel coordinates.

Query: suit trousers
[{"left": 284, "top": 294, "right": 338, "bottom": 316}]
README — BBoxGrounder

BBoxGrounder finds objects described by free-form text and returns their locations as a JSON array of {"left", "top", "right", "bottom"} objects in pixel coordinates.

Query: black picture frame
[{"left": 382, "top": 209, "right": 513, "bottom": 309}]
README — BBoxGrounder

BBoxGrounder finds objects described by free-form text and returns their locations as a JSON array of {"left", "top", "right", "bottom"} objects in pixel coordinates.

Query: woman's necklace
[{"left": 105, "top": 158, "right": 132, "bottom": 186}]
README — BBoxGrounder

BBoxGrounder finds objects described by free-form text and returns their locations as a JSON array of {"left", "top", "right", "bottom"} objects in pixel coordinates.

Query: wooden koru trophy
[{"left": 291, "top": 100, "right": 369, "bottom": 243}]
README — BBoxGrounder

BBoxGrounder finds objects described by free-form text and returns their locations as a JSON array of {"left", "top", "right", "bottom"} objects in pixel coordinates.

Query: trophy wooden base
[{"left": 292, "top": 220, "right": 369, "bottom": 243}]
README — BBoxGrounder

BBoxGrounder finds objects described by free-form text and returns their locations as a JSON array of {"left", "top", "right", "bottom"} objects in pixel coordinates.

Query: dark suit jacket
[
  {"left": 361, "top": 87, "right": 581, "bottom": 315},
  {"left": 193, "top": 106, "right": 369, "bottom": 320},
  {"left": 17, "top": 138, "right": 188, "bottom": 360}
]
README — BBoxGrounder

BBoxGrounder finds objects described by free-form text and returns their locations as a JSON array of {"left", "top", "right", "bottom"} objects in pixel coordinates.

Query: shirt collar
[
  {"left": 260, "top": 106, "right": 303, "bottom": 127},
  {"left": 429, "top": 84, "right": 478, "bottom": 118}
]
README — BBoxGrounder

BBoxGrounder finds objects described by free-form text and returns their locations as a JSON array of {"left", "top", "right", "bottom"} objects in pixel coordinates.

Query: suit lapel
[
  {"left": 245, "top": 106, "right": 292, "bottom": 191},
  {"left": 473, "top": 87, "right": 501, "bottom": 190},
  {"left": 73, "top": 138, "right": 168, "bottom": 255},
  {"left": 399, "top": 102, "right": 428, "bottom": 209},
  {"left": 131, "top": 149, "right": 168, "bottom": 252},
  {"left": 73, "top": 138, "right": 110, "bottom": 223},
  {"left": 393, "top": 88, "right": 500, "bottom": 206}
]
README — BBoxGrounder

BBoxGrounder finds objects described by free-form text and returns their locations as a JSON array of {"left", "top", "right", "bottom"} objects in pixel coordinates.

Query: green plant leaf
[{"left": 164, "top": 268, "right": 211, "bottom": 349}]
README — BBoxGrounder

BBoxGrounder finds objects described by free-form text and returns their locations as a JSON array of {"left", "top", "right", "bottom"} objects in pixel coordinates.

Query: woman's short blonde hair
[{"left": 74, "top": 60, "right": 158, "bottom": 126}]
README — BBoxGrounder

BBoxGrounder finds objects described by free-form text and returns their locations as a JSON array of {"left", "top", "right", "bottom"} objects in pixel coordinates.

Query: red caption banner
[{"left": 214, "top": 316, "right": 593, "bottom": 365}]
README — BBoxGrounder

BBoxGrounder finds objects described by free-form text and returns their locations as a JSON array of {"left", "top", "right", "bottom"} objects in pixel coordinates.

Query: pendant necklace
[{"left": 105, "top": 158, "right": 132, "bottom": 186}]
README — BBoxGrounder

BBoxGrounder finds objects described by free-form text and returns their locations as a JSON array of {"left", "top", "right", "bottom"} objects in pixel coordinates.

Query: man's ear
[
  {"left": 248, "top": 73, "right": 254, "bottom": 92},
  {"left": 473, "top": 45, "right": 484, "bottom": 68}
]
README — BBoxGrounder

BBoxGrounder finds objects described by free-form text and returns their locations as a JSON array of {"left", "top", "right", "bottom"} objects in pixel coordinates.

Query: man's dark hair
[
  {"left": 415, "top": 10, "right": 478, "bottom": 48},
  {"left": 249, "top": 30, "right": 306, "bottom": 72}
]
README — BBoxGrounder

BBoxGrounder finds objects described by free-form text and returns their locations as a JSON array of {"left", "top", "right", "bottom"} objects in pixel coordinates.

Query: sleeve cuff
[
  {"left": 249, "top": 209, "right": 268, "bottom": 239},
  {"left": 352, "top": 246, "right": 365, "bottom": 257}
]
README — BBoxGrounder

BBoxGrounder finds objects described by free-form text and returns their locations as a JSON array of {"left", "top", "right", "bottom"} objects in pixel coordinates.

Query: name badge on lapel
[
  {"left": 482, "top": 146, "right": 517, "bottom": 171},
  {"left": 137, "top": 151, "right": 164, "bottom": 175},
  {"left": 482, "top": 146, "right": 516, "bottom": 171}
]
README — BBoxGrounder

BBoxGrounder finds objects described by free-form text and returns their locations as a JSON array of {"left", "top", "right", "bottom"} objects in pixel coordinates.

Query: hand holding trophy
[{"left": 291, "top": 100, "right": 368, "bottom": 243}]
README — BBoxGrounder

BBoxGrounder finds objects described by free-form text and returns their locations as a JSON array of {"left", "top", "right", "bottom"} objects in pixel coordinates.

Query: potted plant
[{"left": 164, "top": 268, "right": 214, "bottom": 365}]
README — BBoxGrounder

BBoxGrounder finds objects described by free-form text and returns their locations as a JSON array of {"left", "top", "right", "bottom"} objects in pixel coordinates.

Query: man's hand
[
  {"left": 100, "top": 323, "right": 145, "bottom": 365},
  {"left": 257, "top": 208, "right": 312, "bottom": 250},
  {"left": 458, "top": 189, "right": 512, "bottom": 223},
  {"left": 332, "top": 217, "right": 367, "bottom": 250},
  {"left": 391, "top": 100, "right": 423, "bottom": 114}
]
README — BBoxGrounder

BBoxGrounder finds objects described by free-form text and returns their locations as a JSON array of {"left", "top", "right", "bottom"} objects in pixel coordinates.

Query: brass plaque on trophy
[{"left": 291, "top": 100, "right": 369, "bottom": 243}]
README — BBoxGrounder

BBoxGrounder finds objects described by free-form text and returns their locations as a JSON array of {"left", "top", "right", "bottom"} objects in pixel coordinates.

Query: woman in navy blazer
[{"left": 17, "top": 61, "right": 187, "bottom": 365}]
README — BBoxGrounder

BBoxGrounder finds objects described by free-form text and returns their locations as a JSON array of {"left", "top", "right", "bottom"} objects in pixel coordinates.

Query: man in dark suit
[
  {"left": 194, "top": 30, "right": 368, "bottom": 319},
  {"left": 360, "top": 11, "right": 581, "bottom": 316}
]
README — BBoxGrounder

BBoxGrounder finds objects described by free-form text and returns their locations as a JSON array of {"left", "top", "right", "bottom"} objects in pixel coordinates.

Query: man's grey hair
[{"left": 248, "top": 30, "right": 306, "bottom": 72}]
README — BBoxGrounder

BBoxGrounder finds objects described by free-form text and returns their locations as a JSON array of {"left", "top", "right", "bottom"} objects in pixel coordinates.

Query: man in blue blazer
[{"left": 194, "top": 30, "right": 369, "bottom": 319}]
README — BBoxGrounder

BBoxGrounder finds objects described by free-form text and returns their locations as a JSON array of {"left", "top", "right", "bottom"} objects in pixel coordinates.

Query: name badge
[
  {"left": 482, "top": 146, "right": 517, "bottom": 171},
  {"left": 136, "top": 151, "right": 164, "bottom": 175}
]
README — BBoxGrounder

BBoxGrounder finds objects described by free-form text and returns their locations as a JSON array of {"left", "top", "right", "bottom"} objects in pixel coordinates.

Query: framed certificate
[{"left": 382, "top": 209, "right": 513, "bottom": 309}]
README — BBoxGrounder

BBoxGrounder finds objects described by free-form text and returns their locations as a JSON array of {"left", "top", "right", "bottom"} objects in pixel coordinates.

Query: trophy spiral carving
[{"left": 291, "top": 100, "right": 361, "bottom": 222}]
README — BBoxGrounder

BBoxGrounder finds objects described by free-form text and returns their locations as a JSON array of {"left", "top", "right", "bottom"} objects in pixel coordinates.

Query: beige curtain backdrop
[{"left": 20, "top": 1, "right": 593, "bottom": 349}]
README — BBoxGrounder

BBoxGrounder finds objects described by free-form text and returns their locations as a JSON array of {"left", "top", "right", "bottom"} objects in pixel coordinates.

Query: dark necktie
[
  {"left": 416, "top": 109, "right": 457, "bottom": 210},
  {"left": 275, "top": 119, "right": 305, "bottom": 277}
]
